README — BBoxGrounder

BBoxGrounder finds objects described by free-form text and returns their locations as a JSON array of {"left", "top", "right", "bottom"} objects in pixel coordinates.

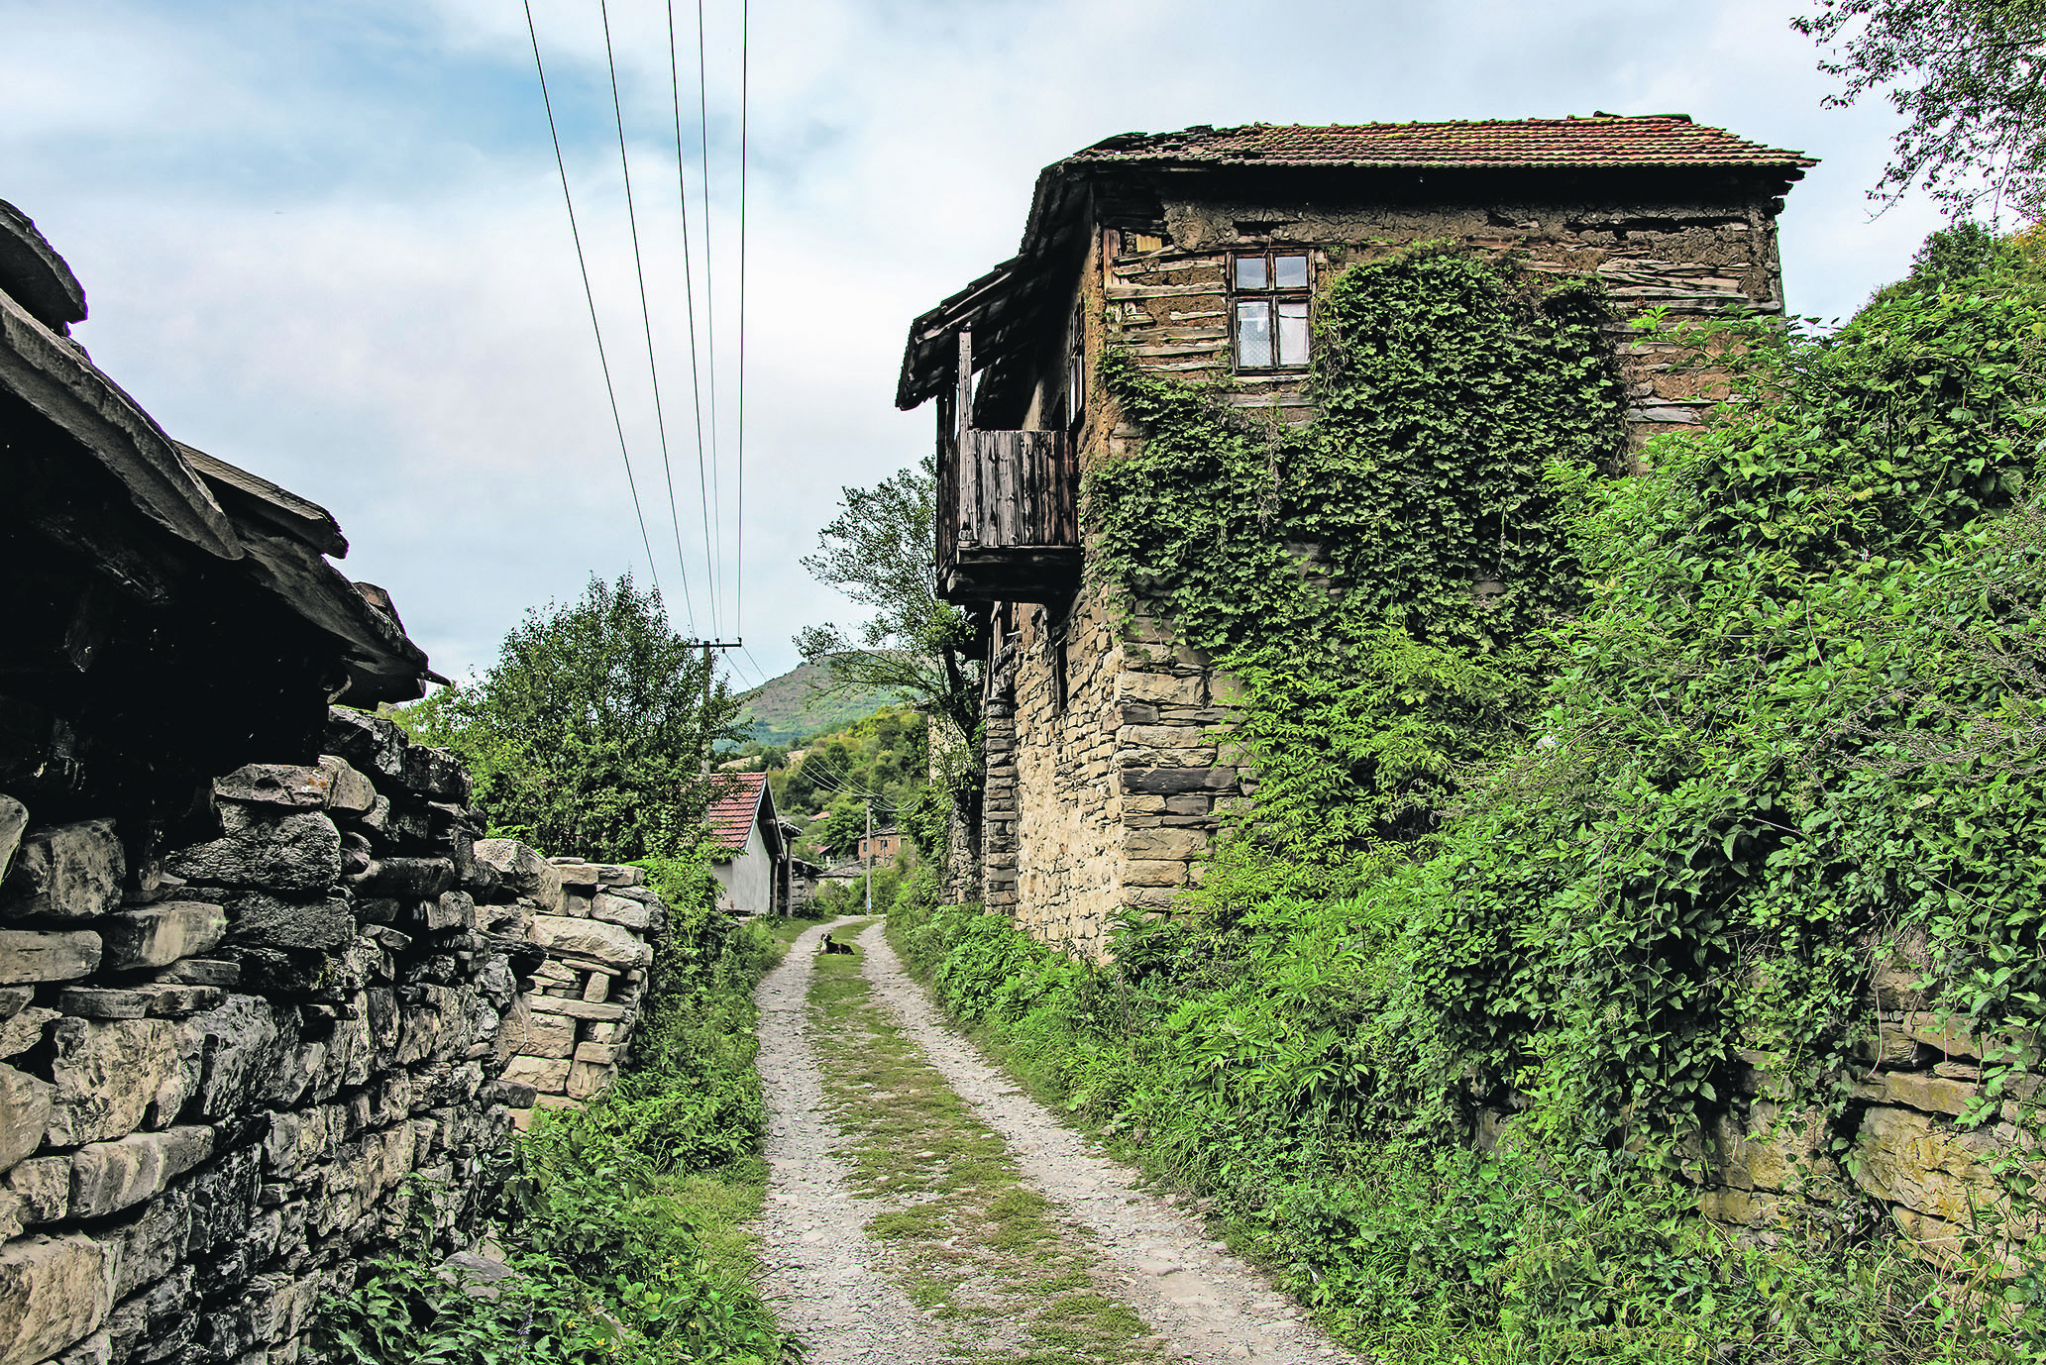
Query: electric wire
[
  {"left": 694, "top": 0, "right": 725, "bottom": 633},
  {"left": 596, "top": 0, "right": 696, "bottom": 632},
  {"left": 521, "top": 0, "right": 664, "bottom": 599},
  {"left": 735, "top": 0, "right": 749, "bottom": 637},
  {"left": 664, "top": 0, "right": 720, "bottom": 637}
]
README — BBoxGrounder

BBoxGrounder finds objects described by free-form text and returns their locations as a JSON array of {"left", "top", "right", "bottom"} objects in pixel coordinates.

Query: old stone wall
[
  {"left": 982, "top": 195, "right": 1788, "bottom": 956},
  {"left": 0, "top": 705, "right": 671, "bottom": 1365},
  {"left": 489, "top": 848, "right": 660, "bottom": 1126}
]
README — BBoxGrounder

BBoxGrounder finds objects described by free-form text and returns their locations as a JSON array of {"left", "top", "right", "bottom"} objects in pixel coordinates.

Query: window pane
[
  {"left": 1236, "top": 300, "right": 1272, "bottom": 367},
  {"left": 1274, "top": 254, "right": 1309, "bottom": 289},
  {"left": 1234, "top": 256, "right": 1268, "bottom": 290},
  {"left": 1277, "top": 301, "right": 1309, "bottom": 366}
]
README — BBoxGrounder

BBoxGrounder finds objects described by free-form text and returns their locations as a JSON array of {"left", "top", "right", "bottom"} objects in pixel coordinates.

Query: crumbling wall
[
  {"left": 487, "top": 848, "right": 660, "bottom": 1126},
  {"left": 991, "top": 196, "right": 1787, "bottom": 956},
  {"left": 0, "top": 705, "right": 672, "bottom": 1365}
]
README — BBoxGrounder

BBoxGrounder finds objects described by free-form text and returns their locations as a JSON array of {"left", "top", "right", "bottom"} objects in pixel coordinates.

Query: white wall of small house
[{"left": 711, "top": 819, "right": 776, "bottom": 914}]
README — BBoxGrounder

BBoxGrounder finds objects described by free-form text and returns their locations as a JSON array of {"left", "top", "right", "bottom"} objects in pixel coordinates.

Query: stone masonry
[{"left": 0, "top": 706, "right": 675, "bottom": 1365}]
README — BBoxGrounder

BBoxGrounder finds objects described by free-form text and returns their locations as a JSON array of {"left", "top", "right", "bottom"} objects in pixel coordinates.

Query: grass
[{"left": 804, "top": 930, "right": 1168, "bottom": 1365}]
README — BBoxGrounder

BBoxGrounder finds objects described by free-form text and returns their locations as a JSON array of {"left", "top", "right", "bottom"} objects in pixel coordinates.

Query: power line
[
  {"left": 736, "top": 0, "right": 750, "bottom": 637},
  {"left": 521, "top": 0, "right": 663, "bottom": 600},
  {"left": 597, "top": 0, "right": 695, "bottom": 633},
  {"left": 665, "top": 0, "right": 719, "bottom": 638},
  {"left": 694, "top": 0, "right": 725, "bottom": 634}
]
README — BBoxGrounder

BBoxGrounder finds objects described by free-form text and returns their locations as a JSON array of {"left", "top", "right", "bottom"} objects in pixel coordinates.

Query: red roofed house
[
  {"left": 706, "top": 771, "right": 790, "bottom": 916},
  {"left": 895, "top": 116, "right": 1815, "bottom": 957}
]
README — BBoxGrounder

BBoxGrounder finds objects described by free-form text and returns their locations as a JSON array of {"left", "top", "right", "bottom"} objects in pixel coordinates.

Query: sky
[{"left": 0, "top": 0, "right": 1947, "bottom": 692}]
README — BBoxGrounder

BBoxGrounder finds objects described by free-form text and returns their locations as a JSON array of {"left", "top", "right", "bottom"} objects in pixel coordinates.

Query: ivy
[{"left": 1088, "top": 244, "right": 1627, "bottom": 868}]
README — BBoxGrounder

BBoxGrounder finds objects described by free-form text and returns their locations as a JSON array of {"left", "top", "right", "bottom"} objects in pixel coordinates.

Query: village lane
[
  {"left": 752, "top": 916, "right": 956, "bottom": 1365},
  {"left": 749, "top": 912, "right": 1368, "bottom": 1365}
]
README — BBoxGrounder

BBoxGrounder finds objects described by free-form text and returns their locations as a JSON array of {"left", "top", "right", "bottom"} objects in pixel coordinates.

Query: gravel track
[
  {"left": 853, "top": 920, "right": 1366, "bottom": 1365},
  {"left": 751, "top": 917, "right": 954, "bottom": 1365}
]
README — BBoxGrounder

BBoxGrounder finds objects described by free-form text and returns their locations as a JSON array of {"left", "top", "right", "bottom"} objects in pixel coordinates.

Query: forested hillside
[
  {"left": 723, "top": 704, "right": 930, "bottom": 862},
  {"left": 737, "top": 660, "right": 905, "bottom": 746},
  {"left": 892, "top": 226, "right": 2046, "bottom": 1362}
]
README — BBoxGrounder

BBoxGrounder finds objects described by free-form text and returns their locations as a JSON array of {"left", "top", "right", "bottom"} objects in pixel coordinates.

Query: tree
[
  {"left": 793, "top": 457, "right": 982, "bottom": 744},
  {"left": 395, "top": 573, "right": 744, "bottom": 862},
  {"left": 1797, "top": 0, "right": 2046, "bottom": 220}
]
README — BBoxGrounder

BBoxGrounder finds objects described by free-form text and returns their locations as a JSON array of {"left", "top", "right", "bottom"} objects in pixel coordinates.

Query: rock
[
  {"left": 554, "top": 862, "right": 600, "bottom": 889},
  {"left": 523, "top": 996, "right": 626, "bottom": 1022},
  {"left": 573, "top": 1041, "right": 617, "bottom": 1066},
  {"left": 54, "top": 988, "right": 150, "bottom": 1020},
  {"left": 0, "top": 797, "right": 26, "bottom": 882},
  {"left": 0, "top": 1006, "right": 56, "bottom": 1058},
  {"left": 491, "top": 1080, "right": 538, "bottom": 1108},
  {"left": 420, "top": 891, "right": 474, "bottom": 932},
  {"left": 104, "top": 1264, "right": 193, "bottom": 1362},
  {"left": 0, "top": 987, "right": 29, "bottom": 1019},
  {"left": 1855, "top": 1104, "right": 2007, "bottom": 1225},
  {"left": 0, "top": 1064, "right": 53, "bottom": 1170},
  {"left": 154, "top": 958, "right": 239, "bottom": 988},
  {"left": 1, "top": 821, "right": 123, "bottom": 923},
  {"left": 566, "top": 1059, "right": 611, "bottom": 1101},
  {"left": 222, "top": 893, "right": 352, "bottom": 952},
  {"left": 8, "top": 1156, "right": 70, "bottom": 1223},
  {"left": 1851, "top": 1070, "right": 1979, "bottom": 1118},
  {"left": 168, "top": 811, "right": 341, "bottom": 895},
  {"left": 0, "top": 929, "right": 101, "bottom": 985},
  {"left": 113, "top": 1187, "right": 192, "bottom": 1299},
  {"left": 211, "top": 765, "right": 332, "bottom": 810},
  {"left": 516, "top": 1013, "right": 576, "bottom": 1059},
  {"left": 400, "top": 745, "right": 470, "bottom": 803},
  {"left": 0, "top": 1233, "right": 118, "bottom": 1365},
  {"left": 473, "top": 841, "right": 563, "bottom": 913},
  {"left": 357, "top": 858, "right": 454, "bottom": 899},
  {"left": 324, "top": 708, "right": 408, "bottom": 784},
  {"left": 99, "top": 901, "right": 228, "bottom": 972},
  {"left": 531, "top": 916, "right": 645, "bottom": 969},
  {"left": 1119, "top": 767, "right": 1239, "bottom": 795},
  {"left": 46, "top": 1018, "right": 185, "bottom": 1146},
  {"left": 69, "top": 1125, "right": 214, "bottom": 1219},
  {"left": 317, "top": 755, "right": 378, "bottom": 815},
  {"left": 589, "top": 894, "right": 650, "bottom": 930},
  {"left": 501, "top": 1056, "right": 569, "bottom": 1094},
  {"left": 595, "top": 864, "right": 644, "bottom": 888}
]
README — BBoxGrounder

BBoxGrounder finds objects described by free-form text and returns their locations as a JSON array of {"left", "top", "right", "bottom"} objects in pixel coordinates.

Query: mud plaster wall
[
  {"left": 984, "top": 191, "right": 1788, "bottom": 960},
  {"left": 0, "top": 707, "right": 670, "bottom": 1365}
]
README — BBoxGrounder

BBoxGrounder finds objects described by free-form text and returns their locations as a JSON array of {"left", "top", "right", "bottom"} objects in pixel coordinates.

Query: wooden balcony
[
  {"left": 933, "top": 328, "right": 1080, "bottom": 604},
  {"left": 938, "top": 427, "right": 1078, "bottom": 604}
]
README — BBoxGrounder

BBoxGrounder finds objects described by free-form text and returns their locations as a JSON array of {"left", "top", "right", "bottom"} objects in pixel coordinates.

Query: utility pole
[{"left": 864, "top": 798, "right": 873, "bottom": 914}]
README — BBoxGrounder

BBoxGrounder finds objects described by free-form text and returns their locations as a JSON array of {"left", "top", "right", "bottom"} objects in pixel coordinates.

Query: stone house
[
  {"left": 706, "top": 772, "right": 790, "bottom": 915},
  {"left": 894, "top": 116, "right": 1813, "bottom": 959}
]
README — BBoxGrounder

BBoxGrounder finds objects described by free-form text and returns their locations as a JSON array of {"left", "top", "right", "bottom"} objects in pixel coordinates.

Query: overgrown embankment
[
  {"left": 319, "top": 857, "right": 800, "bottom": 1365},
  {"left": 899, "top": 228, "right": 2046, "bottom": 1362}
]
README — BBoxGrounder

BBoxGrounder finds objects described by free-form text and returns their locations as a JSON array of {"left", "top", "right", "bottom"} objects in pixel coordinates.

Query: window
[{"left": 1232, "top": 250, "right": 1311, "bottom": 370}]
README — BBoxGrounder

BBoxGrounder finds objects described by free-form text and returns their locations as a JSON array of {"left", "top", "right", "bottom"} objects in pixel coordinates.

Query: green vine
[{"left": 1088, "top": 244, "right": 1628, "bottom": 869}]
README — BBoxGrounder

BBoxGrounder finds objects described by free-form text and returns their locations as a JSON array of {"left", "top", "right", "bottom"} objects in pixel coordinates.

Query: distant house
[
  {"left": 857, "top": 826, "right": 906, "bottom": 867},
  {"left": 706, "top": 772, "right": 790, "bottom": 915}
]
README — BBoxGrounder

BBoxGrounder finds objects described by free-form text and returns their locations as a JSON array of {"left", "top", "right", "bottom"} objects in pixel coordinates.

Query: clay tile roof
[
  {"left": 707, "top": 771, "right": 769, "bottom": 850},
  {"left": 1069, "top": 115, "right": 1815, "bottom": 171}
]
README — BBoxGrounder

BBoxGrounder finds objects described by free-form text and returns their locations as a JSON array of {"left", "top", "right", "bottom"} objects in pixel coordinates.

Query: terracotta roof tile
[
  {"left": 1070, "top": 116, "right": 1815, "bottom": 171},
  {"left": 706, "top": 771, "right": 769, "bottom": 850}
]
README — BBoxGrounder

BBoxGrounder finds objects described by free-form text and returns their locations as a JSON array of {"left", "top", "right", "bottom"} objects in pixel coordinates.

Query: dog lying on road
[{"left": 818, "top": 932, "right": 855, "bottom": 956}]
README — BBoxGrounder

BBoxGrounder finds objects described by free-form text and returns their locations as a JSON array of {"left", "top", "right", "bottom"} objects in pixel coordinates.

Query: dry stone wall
[{"left": 0, "top": 706, "right": 673, "bottom": 1365}]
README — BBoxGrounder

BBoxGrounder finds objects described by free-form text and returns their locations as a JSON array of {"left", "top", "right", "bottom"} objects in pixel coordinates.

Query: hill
[{"left": 737, "top": 660, "right": 904, "bottom": 746}]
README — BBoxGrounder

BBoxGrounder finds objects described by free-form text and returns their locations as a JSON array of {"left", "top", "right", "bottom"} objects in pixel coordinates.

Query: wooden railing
[{"left": 934, "top": 330, "right": 1080, "bottom": 603}]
